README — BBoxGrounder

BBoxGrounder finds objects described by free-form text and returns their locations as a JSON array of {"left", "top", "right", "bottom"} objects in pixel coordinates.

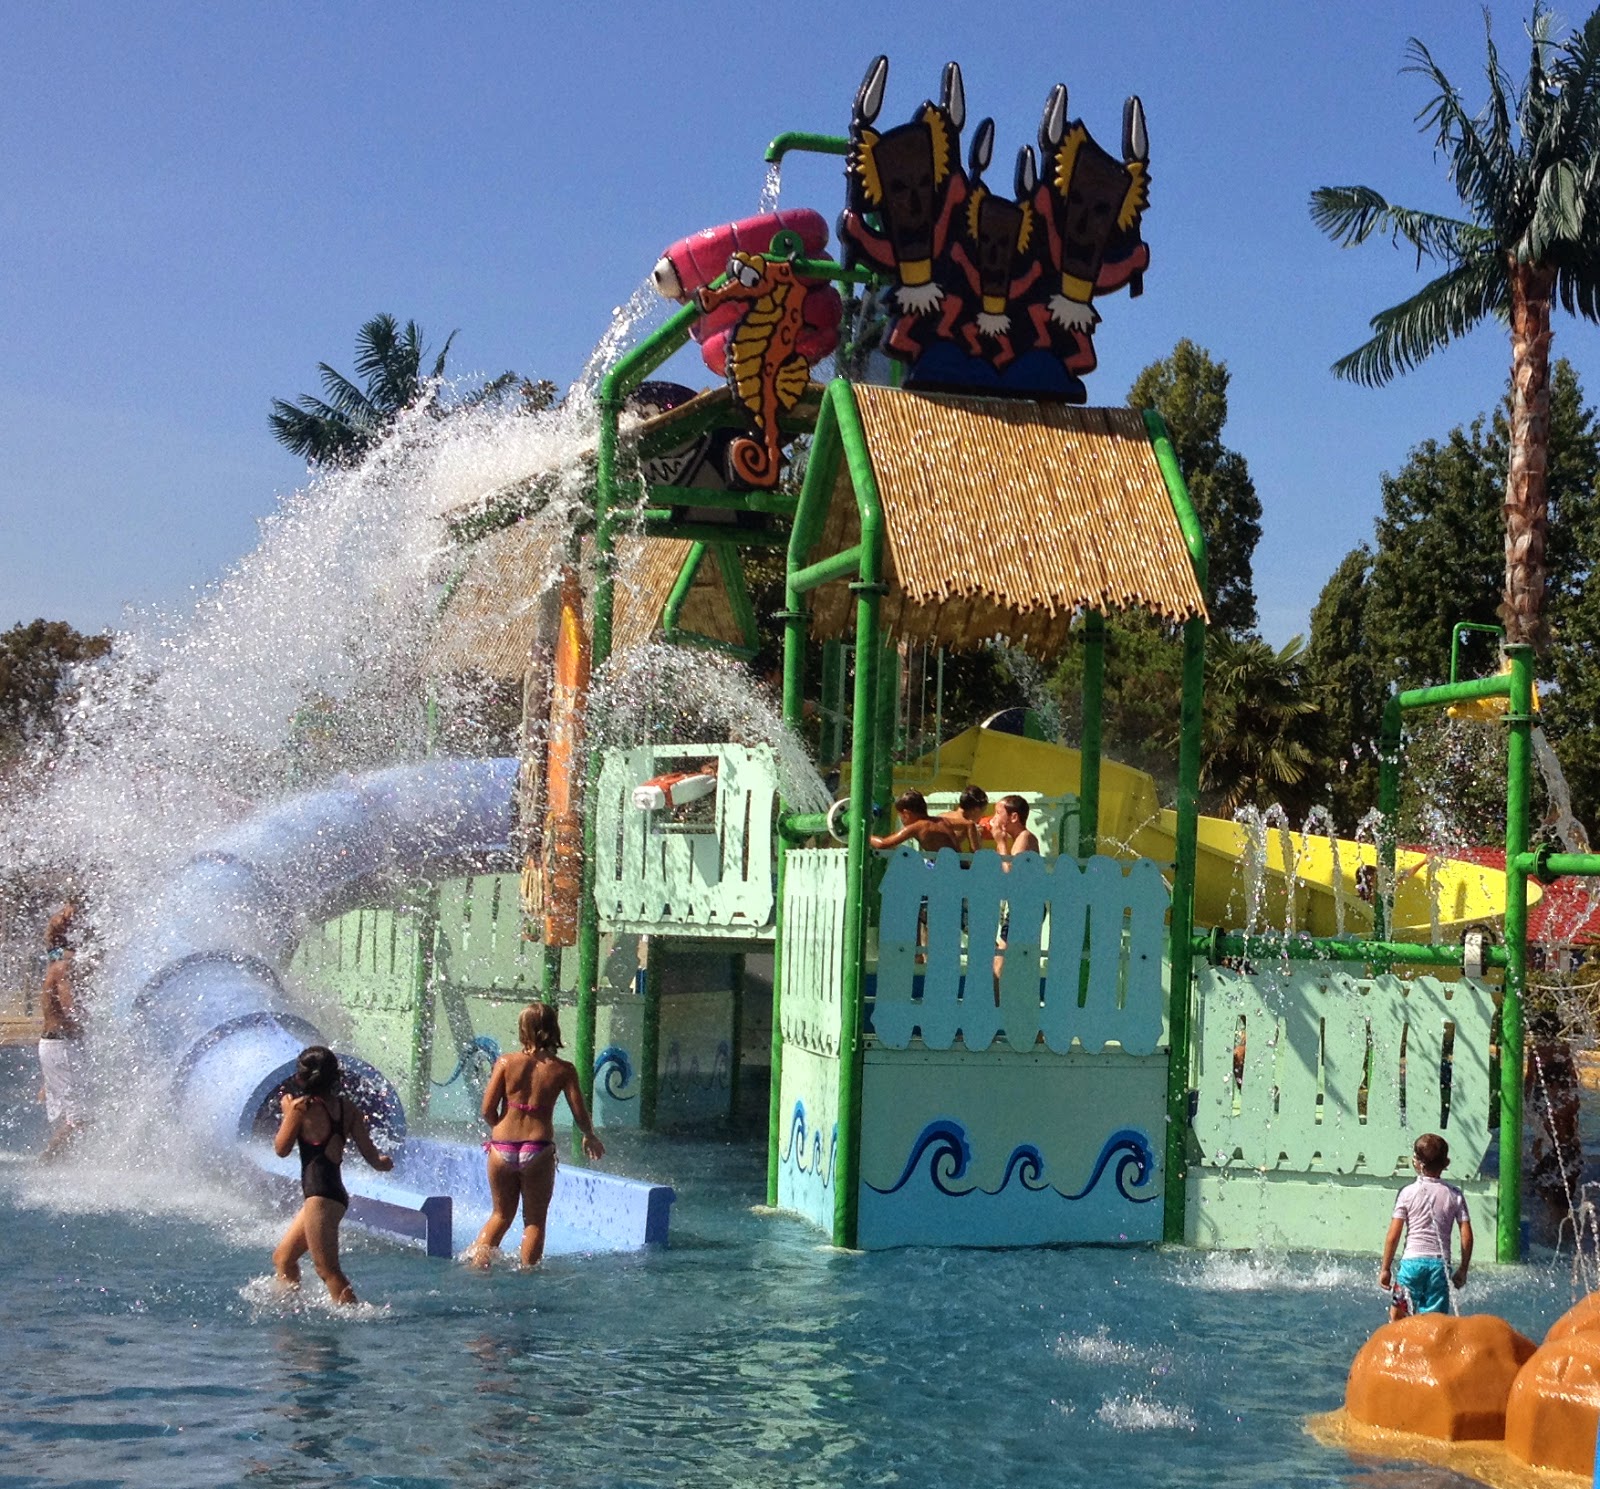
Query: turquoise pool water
[{"left": 0, "top": 1102, "right": 1579, "bottom": 1489}]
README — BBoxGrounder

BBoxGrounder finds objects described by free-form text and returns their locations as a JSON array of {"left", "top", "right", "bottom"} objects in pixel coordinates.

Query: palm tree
[
  {"left": 1310, "top": 5, "right": 1600, "bottom": 651},
  {"left": 270, "top": 313, "right": 460, "bottom": 466},
  {"left": 1199, "top": 633, "right": 1321, "bottom": 817}
]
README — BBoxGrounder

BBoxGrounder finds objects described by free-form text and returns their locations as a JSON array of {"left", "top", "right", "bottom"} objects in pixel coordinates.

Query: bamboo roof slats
[{"left": 807, "top": 386, "right": 1207, "bottom": 657}]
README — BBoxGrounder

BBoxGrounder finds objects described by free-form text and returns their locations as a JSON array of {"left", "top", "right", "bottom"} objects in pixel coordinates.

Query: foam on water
[
  {"left": 238, "top": 1274, "right": 394, "bottom": 1323},
  {"left": 1094, "top": 1396, "right": 1198, "bottom": 1432}
]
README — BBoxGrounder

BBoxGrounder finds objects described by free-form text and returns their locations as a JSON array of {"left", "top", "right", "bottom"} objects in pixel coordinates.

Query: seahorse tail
[{"left": 730, "top": 432, "right": 780, "bottom": 486}]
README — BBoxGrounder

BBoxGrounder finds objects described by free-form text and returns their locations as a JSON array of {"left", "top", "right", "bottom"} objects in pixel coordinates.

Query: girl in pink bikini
[{"left": 468, "top": 1003, "right": 603, "bottom": 1268}]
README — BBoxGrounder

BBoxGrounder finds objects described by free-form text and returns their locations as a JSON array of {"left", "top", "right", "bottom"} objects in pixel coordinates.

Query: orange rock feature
[
  {"left": 1346, "top": 1315, "right": 1537, "bottom": 1441},
  {"left": 1545, "top": 1291, "right": 1600, "bottom": 1345},
  {"left": 1504, "top": 1330, "right": 1600, "bottom": 1476}
]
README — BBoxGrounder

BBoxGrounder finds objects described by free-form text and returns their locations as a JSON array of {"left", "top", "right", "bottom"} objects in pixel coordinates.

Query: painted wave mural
[{"left": 859, "top": 1116, "right": 1162, "bottom": 1248}]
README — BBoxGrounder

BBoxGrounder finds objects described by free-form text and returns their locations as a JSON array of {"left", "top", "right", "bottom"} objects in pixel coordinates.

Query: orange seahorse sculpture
[{"left": 694, "top": 251, "right": 812, "bottom": 488}]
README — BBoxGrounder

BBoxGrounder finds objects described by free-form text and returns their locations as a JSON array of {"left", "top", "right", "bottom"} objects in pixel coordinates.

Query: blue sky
[{"left": 7, "top": 1, "right": 1599, "bottom": 648}]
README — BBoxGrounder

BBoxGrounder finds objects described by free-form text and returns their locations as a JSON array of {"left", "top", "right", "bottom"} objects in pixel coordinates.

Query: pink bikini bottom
[{"left": 484, "top": 1139, "right": 554, "bottom": 1170}]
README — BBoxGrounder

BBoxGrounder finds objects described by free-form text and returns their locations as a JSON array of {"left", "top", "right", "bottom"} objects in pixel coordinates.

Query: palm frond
[
  {"left": 316, "top": 364, "right": 382, "bottom": 425},
  {"left": 429, "top": 330, "right": 459, "bottom": 384},
  {"left": 1406, "top": 31, "right": 1518, "bottom": 222},
  {"left": 1546, "top": 11, "right": 1600, "bottom": 165},
  {"left": 352, "top": 314, "right": 404, "bottom": 386},
  {"left": 1331, "top": 252, "right": 1508, "bottom": 386},
  {"left": 1309, "top": 185, "right": 1479, "bottom": 261},
  {"left": 1526, "top": 158, "right": 1588, "bottom": 258}
]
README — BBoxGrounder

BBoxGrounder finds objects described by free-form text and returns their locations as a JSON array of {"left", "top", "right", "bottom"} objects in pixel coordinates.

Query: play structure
[{"left": 259, "top": 54, "right": 1600, "bottom": 1307}]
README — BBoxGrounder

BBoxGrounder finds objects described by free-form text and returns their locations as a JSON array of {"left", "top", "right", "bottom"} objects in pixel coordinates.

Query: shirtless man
[
  {"left": 870, "top": 789, "right": 965, "bottom": 854},
  {"left": 940, "top": 785, "right": 989, "bottom": 853}
]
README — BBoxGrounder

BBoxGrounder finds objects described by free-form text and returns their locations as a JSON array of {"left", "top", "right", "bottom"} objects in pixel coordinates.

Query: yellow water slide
[{"left": 893, "top": 726, "right": 1527, "bottom": 940}]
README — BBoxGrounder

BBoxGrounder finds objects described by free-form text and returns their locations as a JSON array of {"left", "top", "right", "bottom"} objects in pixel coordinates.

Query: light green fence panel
[
  {"left": 1193, "top": 966, "right": 1496, "bottom": 1178},
  {"left": 594, "top": 743, "right": 777, "bottom": 938},
  {"left": 779, "top": 849, "right": 848, "bottom": 1058},
  {"left": 873, "top": 846, "right": 1169, "bottom": 1055},
  {"left": 430, "top": 874, "right": 546, "bottom": 992},
  {"left": 776, "top": 848, "right": 849, "bottom": 1226}
]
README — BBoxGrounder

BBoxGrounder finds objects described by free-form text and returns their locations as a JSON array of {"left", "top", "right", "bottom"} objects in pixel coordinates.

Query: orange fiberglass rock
[
  {"left": 1504, "top": 1329, "right": 1600, "bottom": 1475},
  {"left": 1546, "top": 1290, "right": 1600, "bottom": 1345},
  {"left": 1345, "top": 1315, "right": 1538, "bottom": 1441}
]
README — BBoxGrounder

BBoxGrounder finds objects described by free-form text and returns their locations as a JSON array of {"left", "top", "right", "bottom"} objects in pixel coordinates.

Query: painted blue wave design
[
  {"left": 867, "top": 1119, "right": 1157, "bottom": 1202},
  {"left": 593, "top": 1045, "right": 636, "bottom": 1101},
  {"left": 432, "top": 1034, "right": 499, "bottom": 1089},
  {"left": 871, "top": 1118, "right": 973, "bottom": 1196},
  {"left": 780, "top": 1101, "right": 836, "bottom": 1188},
  {"left": 1060, "top": 1128, "right": 1159, "bottom": 1204}
]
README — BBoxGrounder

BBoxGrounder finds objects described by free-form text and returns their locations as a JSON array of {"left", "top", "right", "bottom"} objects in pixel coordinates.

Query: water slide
[
  {"left": 900, "top": 726, "right": 1527, "bottom": 938},
  {"left": 114, "top": 757, "right": 671, "bottom": 1256}
]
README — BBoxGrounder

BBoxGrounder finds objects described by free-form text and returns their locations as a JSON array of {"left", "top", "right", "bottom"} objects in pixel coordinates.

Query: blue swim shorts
[{"left": 1396, "top": 1256, "right": 1451, "bottom": 1315}]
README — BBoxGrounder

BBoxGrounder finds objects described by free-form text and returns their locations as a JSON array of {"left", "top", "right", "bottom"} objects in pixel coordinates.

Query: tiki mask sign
[{"left": 840, "top": 56, "right": 1150, "bottom": 400}]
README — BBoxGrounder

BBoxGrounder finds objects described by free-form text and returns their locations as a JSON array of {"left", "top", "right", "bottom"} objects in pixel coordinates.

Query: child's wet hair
[
  {"left": 1413, "top": 1133, "right": 1449, "bottom": 1173},
  {"left": 519, "top": 1002, "right": 562, "bottom": 1053},
  {"left": 296, "top": 1045, "right": 340, "bottom": 1097}
]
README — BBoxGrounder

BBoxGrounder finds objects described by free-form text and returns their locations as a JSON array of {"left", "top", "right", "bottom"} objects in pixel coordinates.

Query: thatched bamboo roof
[
  {"left": 807, "top": 385, "right": 1207, "bottom": 658},
  {"left": 426, "top": 526, "right": 748, "bottom": 681}
]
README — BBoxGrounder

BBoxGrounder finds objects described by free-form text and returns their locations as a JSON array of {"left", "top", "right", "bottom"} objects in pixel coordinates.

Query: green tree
[
  {"left": 1311, "top": 4, "right": 1600, "bottom": 651},
  {"left": 270, "top": 313, "right": 555, "bottom": 466},
  {"left": 0, "top": 620, "right": 111, "bottom": 761},
  {"left": 1128, "top": 339, "right": 1262, "bottom": 634},
  {"left": 1303, "top": 545, "right": 1379, "bottom": 827}
]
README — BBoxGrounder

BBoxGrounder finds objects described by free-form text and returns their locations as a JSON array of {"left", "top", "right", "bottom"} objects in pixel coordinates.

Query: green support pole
[
  {"left": 406, "top": 884, "right": 440, "bottom": 1119},
  {"left": 1143, "top": 409, "right": 1206, "bottom": 1248},
  {"left": 766, "top": 845, "right": 788, "bottom": 1207},
  {"left": 837, "top": 575, "right": 883, "bottom": 1248},
  {"left": 1165, "top": 615, "right": 1206, "bottom": 1242},
  {"left": 640, "top": 937, "right": 661, "bottom": 1131},
  {"left": 873, "top": 638, "right": 900, "bottom": 834},
  {"left": 728, "top": 951, "right": 745, "bottom": 1123},
  {"left": 826, "top": 380, "right": 885, "bottom": 1251},
  {"left": 1079, "top": 611, "right": 1105, "bottom": 859},
  {"left": 1500, "top": 643, "right": 1534, "bottom": 1262},
  {"left": 1376, "top": 697, "right": 1402, "bottom": 942}
]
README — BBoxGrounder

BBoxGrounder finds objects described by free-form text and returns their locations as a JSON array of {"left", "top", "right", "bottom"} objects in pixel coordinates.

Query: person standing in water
[
  {"left": 38, "top": 899, "right": 86, "bottom": 1161},
  {"left": 272, "top": 1046, "right": 393, "bottom": 1305},
  {"left": 468, "top": 1003, "right": 603, "bottom": 1269},
  {"left": 1378, "top": 1132, "right": 1473, "bottom": 1321}
]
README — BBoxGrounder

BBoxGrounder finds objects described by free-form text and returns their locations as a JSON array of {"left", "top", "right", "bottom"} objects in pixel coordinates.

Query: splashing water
[
  {"left": 589, "top": 642, "right": 830, "bottom": 816},
  {"left": 757, "top": 161, "right": 783, "bottom": 213}
]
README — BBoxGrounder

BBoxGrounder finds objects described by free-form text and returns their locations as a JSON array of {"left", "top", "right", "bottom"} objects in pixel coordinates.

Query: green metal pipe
[
  {"left": 662, "top": 542, "right": 708, "bottom": 635},
  {"left": 1515, "top": 850, "right": 1600, "bottom": 881},
  {"left": 1142, "top": 409, "right": 1207, "bottom": 1249},
  {"left": 764, "top": 131, "right": 850, "bottom": 163},
  {"left": 1079, "top": 611, "right": 1105, "bottom": 858},
  {"left": 634, "top": 520, "right": 792, "bottom": 548},
  {"left": 1197, "top": 929, "right": 1510, "bottom": 969},
  {"left": 641, "top": 485, "right": 800, "bottom": 516},
  {"left": 831, "top": 380, "right": 885, "bottom": 1251},
  {"left": 791, "top": 546, "right": 865, "bottom": 595},
  {"left": 1499, "top": 644, "right": 1534, "bottom": 1262},
  {"left": 779, "top": 812, "right": 831, "bottom": 841},
  {"left": 406, "top": 885, "right": 440, "bottom": 1118},
  {"left": 1451, "top": 622, "right": 1504, "bottom": 684},
  {"left": 640, "top": 937, "right": 661, "bottom": 1131},
  {"left": 1397, "top": 674, "right": 1513, "bottom": 710},
  {"left": 1376, "top": 696, "right": 1402, "bottom": 941},
  {"left": 767, "top": 844, "right": 788, "bottom": 1207}
]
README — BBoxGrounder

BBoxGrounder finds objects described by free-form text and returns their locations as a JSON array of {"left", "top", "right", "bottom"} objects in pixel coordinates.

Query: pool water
[{"left": 0, "top": 1091, "right": 1581, "bottom": 1489}]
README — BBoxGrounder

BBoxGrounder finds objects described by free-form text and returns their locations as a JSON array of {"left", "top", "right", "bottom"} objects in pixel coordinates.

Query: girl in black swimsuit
[{"left": 271, "top": 1046, "right": 393, "bottom": 1305}]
